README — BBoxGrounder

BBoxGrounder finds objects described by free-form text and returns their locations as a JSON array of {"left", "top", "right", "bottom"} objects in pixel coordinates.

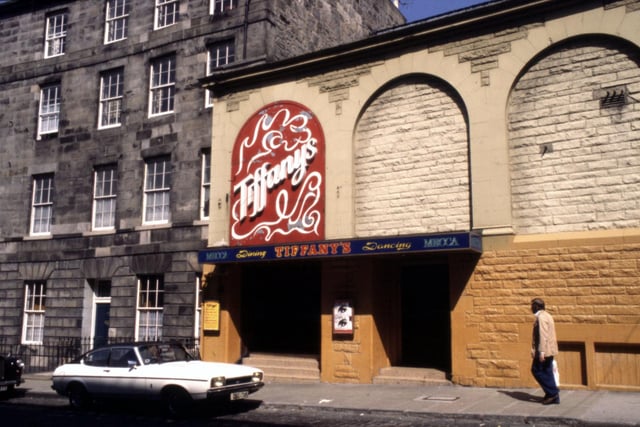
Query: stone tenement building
[
  {"left": 199, "top": 0, "right": 640, "bottom": 390},
  {"left": 0, "top": 0, "right": 404, "bottom": 363}
]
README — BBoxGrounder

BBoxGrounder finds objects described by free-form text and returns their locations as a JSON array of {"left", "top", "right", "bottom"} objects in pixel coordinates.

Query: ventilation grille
[{"left": 596, "top": 85, "right": 628, "bottom": 108}]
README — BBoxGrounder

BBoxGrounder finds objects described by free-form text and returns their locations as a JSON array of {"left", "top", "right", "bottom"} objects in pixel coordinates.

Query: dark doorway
[
  {"left": 91, "top": 279, "right": 111, "bottom": 348},
  {"left": 241, "top": 262, "right": 320, "bottom": 355},
  {"left": 94, "top": 303, "right": 110, "bottom": 348},
  {"left": 400, "top": 263, "right": 451, "bottom": 371}
]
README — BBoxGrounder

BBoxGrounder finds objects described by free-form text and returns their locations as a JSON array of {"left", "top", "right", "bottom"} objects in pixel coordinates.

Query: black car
[{"left": 0, "top": 354, "right": 24, "bottom": 393}]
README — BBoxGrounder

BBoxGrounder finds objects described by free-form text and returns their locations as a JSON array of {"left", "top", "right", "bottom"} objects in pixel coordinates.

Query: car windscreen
[{"left": 137, "top": 343, "right": 194, "bottom": 364}]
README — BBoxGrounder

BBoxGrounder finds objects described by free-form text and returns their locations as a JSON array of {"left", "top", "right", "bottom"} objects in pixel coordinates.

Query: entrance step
[
  {"left": 243, "top": 353, "right": 320, "bottom": 383},
  {"left": 373, "top": 366, "right": 452, "bottom": 386}
]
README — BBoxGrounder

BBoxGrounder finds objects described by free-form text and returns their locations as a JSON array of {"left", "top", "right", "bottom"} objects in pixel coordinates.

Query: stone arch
[
  {"left": 354, "top": 74, "right": 471, "bottom": 237},
  {"left": 131, "top": 253, "right": 172, "bottom": 274},
  {"left": 507, "top": 35, "right": 640, "bottom": 234},
  {"left": 81, "top": 257, "right": 124, "bottom": 279},
  {"left": 18, "top": 261, "right": 56, "bottom": 280}
]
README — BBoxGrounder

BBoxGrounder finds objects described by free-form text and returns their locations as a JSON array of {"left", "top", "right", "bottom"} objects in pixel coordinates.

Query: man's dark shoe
[{"left": 542, "top": 395, "right": 560, "bottom": 405}]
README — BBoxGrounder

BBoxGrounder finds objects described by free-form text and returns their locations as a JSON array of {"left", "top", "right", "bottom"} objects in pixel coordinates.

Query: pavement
[{"left": 18, "top": 372, "right": 640, "bottom": 426}]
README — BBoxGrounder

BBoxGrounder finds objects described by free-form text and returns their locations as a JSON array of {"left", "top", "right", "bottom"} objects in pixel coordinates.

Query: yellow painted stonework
[{"left": 456, "top": 230, "right": 640, "bottom": 389}]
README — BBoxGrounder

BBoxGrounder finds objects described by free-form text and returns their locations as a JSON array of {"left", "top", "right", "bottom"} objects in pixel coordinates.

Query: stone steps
[
  {"left": 243, "top": 353, "right": 321, "bottom": 383},
  {"left": 243, "top": 354, "right": 451, "bottom": 385},
  {"left": 373, "top": 366, "right": 452, "bottom": 386}
]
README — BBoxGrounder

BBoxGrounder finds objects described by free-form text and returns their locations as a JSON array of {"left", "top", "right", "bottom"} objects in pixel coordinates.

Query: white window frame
[
  {"left": 207, "top": 41, "right": 235, "bottom": 71},
  {"left": 44, "top": 12, "right": 67, "bottom": 58},
  {"left": 104, "top": 0, "right": 129, "bottom": 44},
  {"left": 205, "top": 41, "right": 234, "bottom": 107},
  {"left": 98, "top": 68, "right": 124, "bottom": 129},
  {"left": 136, "top": 275, "right": 164, "bottom": 341},
  {"left": 22, "top": 282, "right": 46, "bottom": 345},
  {"left": 143, "top": 157, "right": 171, "bottom": 225},
  {"left": 200, "top": 150, "right": 210, "bottom": 220},
  {"left": 30, "top": 174, "right": 54, "bottom": 236},
  {"left": 92, "top": 165, "right": 117, "bottom": 230},
  {"left": 38, "top": 84, "right": 61, "bottom": 137},
  {"left": 210, "top": 0, "right": 236, "bottom": 15},
  {"left": 149, "top": 56, "right": 176, "bottom": 117},
  {"left": 155, "top": 0, "right": 178, "bottom": 30}
]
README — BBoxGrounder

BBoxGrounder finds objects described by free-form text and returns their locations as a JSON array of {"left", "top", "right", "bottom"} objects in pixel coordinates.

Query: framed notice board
[{"left": 203, "top": 301, "right": 220, "bottom": 332}]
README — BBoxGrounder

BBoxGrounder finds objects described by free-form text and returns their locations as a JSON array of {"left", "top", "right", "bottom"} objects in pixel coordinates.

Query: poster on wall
[
  {"left": 230, "top": 101, "right": 325, "bottom": 246},
  {"left": 203, "top": 301, "right": 220, "bottom": 332},
  {"left": 333, "top": 300, "right": 353, "bottom": 335}
]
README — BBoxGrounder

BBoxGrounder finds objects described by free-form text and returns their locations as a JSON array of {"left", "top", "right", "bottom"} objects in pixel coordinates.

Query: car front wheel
[
  {"left": 162, "top": 387, "right": 193, "bottom": 418},
  {"left": 68, "top": 383, "right": 91, "bottom": 410}
]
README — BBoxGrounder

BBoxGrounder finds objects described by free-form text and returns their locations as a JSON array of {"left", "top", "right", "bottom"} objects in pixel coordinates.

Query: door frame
[{"left": 91, "top": 279, "right": 112, "bottom": 348}]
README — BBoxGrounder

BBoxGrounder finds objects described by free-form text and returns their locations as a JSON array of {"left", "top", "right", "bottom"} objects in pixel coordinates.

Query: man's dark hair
[{"left": 531, "top": 298, "right": 545, "bottom": 311}]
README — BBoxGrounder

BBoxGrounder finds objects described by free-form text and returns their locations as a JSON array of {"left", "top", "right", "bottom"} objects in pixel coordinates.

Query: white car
[{"left": 51, "top": 342, "right": 264, "bottom": 416}]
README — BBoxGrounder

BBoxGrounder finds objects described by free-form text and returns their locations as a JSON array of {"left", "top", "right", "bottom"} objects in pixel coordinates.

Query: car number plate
[
  {"left": 230, "top": 391, "right": 249, "bottom": 400},
  {"left": 0, "top": 385, "right": 7, "bottom": 392}
]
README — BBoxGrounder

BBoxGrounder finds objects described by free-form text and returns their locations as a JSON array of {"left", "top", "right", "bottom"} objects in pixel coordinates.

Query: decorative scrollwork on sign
[{"left": 230, "top": 101, "right": 325, "bottom": 246}]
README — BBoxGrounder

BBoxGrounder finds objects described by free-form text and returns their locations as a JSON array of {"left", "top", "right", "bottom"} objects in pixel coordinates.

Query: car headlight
[
  {"left": 211, "top": 376, "right": 226, "bottom": 388},
  {"left": 10, "top": 359, "right": 24, "bottom": 370},
  {"left": 252, "top": 372, "right": 263, "bottom": 382}
]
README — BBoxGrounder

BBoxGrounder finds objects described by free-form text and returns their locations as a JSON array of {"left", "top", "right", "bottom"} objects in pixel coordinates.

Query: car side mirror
[{"left": 128, "top": 360, "right": 138, "bottom": 369}]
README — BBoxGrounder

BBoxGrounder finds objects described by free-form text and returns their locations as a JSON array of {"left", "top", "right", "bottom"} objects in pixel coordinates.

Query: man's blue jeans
[{"left": 531, "top": 355, "right": 559, "bottom": 397}]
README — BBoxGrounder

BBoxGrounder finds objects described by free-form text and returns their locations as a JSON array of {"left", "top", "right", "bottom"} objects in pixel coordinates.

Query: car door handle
[{"left": 103, "top": 369, "right": 110, "bottom": 373}]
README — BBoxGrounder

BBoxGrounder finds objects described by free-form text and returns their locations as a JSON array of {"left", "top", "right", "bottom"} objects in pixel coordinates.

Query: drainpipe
[{"left": 243, "top": 0, "right": 251, "bottom": 60}]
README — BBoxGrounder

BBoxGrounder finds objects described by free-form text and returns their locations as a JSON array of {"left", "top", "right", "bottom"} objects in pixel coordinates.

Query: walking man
[{"left": 531, "top": 298, "right": 560, "bottom": 404}]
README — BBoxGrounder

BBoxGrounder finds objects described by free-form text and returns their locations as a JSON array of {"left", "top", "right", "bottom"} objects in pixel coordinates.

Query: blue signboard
[{"left": 198, "top": 232, "right": 482, "bottom": 264}]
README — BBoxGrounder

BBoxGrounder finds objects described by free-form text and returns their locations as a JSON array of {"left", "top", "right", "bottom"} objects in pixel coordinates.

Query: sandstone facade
[{"left": 202, "top": 0, "right": 640, "bottom": 390}]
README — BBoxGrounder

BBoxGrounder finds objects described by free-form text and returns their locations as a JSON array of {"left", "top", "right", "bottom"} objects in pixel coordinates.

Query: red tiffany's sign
[{"left": 230, "top": 101, "right": 325, "bottom": 246}]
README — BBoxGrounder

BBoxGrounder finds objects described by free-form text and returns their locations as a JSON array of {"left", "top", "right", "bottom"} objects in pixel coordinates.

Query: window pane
[
  {"left": 208, "top": 41, "right": 235, "bottom": 72},
  {"left": 99, "top": 68, "right": 124, "bottom": 127},
  {"left": 211, "top": 0, "right": 235, "bottom": 15},
  {"left": 39, "top": 85, "right": 61, "bottom": 135},
  {"left": 138, "top": 311, "right": 163, "bottom": 341},
  {"left": 146, "top": 158, "right": 169, "bottom": 190},
  {"left": 143, "top": 157, "right": 170, "bottom": 223},
  {"left": 93, "top": 166, "right": 117, "bottom": 229},
  {"left": 150, "top": 56, "right": 176, "bottom": 116},
  {"left": 94, "top": 199, "right": 116, "bottom": 228},
  {"left": 102, "top": 72, "right": 122, "bottom": 99},
  {"left": 34, "top": 175, "right": 53, "bottom": 204},
  {"left": 23, "top": 282, "right": 46, "bottom": 344},
  {"left": 95, "top": 166, "right": 117, "bottom": 197},
  {"left": 156, "top": 0, "right": 178, "bottom": 29},
  {"left": 137, "top": 276, "right": 163, "bottom": 341},
  {"left": 32, "top": 175, "right": 54, "bottom": 234},
  {"left": 105, "top": 0, "right": 129, "bottom": 43},
  {"left": 151, "top": 86, "right": 174, "bottom": 115},
  {"left": 205, "top": 41, "right": 233, "bottom": 107},
  {"left": 45, "top": 13, "right": 67, "bottom": 57},
  {"left": 32, "top": 206, "right": 52, "bottom": 234},
  {"left": 201, "top": 151, "right": 211, "bottom": 219},
  {"left": 145, "top": 192, "right": 170, "bottom": 222}
]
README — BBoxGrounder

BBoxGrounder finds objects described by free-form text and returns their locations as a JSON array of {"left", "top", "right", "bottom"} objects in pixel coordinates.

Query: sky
[
  {"left": 0, "top": 1, "right": 492, "bottom": 19},
  {"left": 0, "top": 1, "right": 492, "bottom": 22},
  {"left": 398, "top": 0, "right": 492, "bottom": 22}
]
